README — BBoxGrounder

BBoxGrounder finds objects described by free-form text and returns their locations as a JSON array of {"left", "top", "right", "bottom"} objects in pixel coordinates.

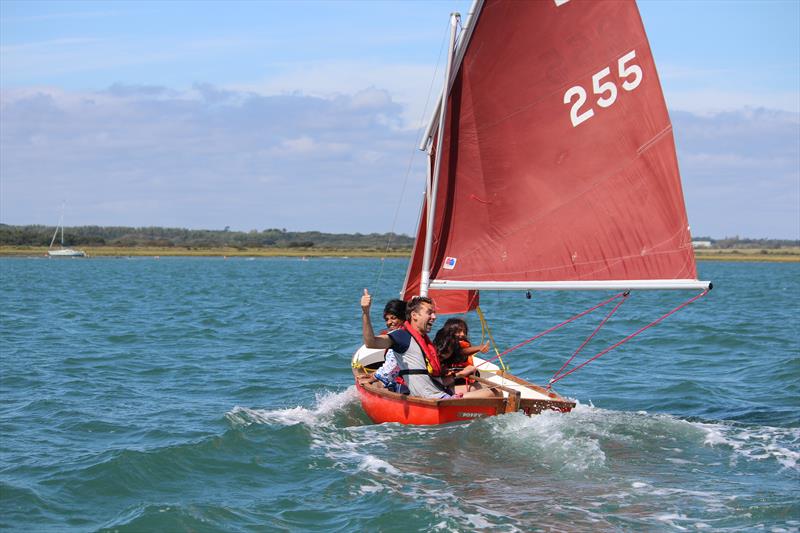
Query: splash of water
[
  {"left": 225, "top": 386, "right": 360, "bottom": 428},
  {"left": 697, "top": 420, "right": 800, "bottom": 471}
]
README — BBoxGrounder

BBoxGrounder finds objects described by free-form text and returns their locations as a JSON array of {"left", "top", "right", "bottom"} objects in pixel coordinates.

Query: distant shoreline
[
  {"left": 0, "top": 246, "right": 410, "bottom": 258},
  {"left": 696, "top": 252, "right": 799, "bottom": 263},
  {"left": 1, "top": 246, "right": 798, "bottom": 262}
]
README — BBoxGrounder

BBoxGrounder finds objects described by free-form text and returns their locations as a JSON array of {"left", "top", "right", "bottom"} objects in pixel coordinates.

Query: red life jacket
[{"left": 403, "top": 321, "right": 443, "bottom": 377}]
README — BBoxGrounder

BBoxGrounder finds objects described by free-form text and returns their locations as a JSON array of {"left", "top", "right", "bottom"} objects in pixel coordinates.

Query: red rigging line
[
  {"left": 549, "top": 292, "right": 630, "bottom": 386},
  {"left": 547, "top": 288, "right": 710, "bottom": 387},
  {"left": 476, "top": 291, "right": 629, "bottom": 368},
  {"left": 474, "top": 288, "right": 710, "bottom": 386}
]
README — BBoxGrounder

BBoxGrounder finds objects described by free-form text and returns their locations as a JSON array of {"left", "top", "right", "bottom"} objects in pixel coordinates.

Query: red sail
[
  {"left": 425, "top": 0, "right": 698, "bottom": 286},
  {"left": 401, "top": 194, "right": 479, "bottom": 314}
]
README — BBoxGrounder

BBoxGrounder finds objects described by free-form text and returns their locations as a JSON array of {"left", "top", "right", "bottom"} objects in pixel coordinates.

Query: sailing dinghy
[{"left": 353, "top": 0, "right": 710, "bottom": 425}]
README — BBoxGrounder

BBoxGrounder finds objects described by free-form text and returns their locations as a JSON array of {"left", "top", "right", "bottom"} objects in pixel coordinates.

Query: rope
[
  {"left": 476, "top": 292, "right": 628, "bottom": 369},
  {"left": 476, "top": 306, "right": 507, "bottom": 370},
  {"left": 548, "top": 292, "right": 629, "bottom": 386},
  {"left": 547, "top": 288, "right": 710, "bottom": 387}
]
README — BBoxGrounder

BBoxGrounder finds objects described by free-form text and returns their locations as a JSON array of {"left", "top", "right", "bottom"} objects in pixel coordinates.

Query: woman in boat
[{"left": 372, "top": 299, "right": 407, "bottom": 393}]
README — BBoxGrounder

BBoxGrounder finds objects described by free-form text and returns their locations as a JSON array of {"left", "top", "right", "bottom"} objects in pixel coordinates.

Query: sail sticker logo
[{"left": 443, "top": 257, "right": 457, "bottom": 270}]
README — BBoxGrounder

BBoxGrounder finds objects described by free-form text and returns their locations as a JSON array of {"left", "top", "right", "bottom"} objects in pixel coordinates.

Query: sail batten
[{"left": 430, "top": 279, "right": 712, "bottom": 291}]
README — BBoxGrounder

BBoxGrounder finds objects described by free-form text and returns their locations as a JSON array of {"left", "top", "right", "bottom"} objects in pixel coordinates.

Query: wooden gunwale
[{"left": 478, "top": 368, "right": 567, "bottom": 399}]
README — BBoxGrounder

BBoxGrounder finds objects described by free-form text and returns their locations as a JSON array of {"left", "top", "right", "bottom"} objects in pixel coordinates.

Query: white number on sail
[
  {"left": 592, "top": 67, "right": 617, "bottom": 108},
  {"left": 564, "top": 49, "right": 642, "bottom": 127},
  {"left": 564, "top": 86, "right": 595, "bottom": 127},
  {"left": 618, "top": 50, "right": 642, "bottom": 91}
]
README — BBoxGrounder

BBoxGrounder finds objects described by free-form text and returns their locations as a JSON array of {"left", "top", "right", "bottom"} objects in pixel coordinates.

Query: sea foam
[
  {"left": 225, "top": 386, "right": 360, "bottom": 428},
  {"left": 696, "top": 420, "right": 800, "bottom": 471}
]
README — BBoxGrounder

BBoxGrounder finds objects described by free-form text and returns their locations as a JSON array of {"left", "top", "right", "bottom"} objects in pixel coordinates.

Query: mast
[
  {"left": 49, "top": 213, "right": 63, "bottom": 249},
  {"left": 419, "top": 0, "right": 483, "bottom": 151},
  {"left": 420, "top": 11, "right": 460, "bottom": 297}
]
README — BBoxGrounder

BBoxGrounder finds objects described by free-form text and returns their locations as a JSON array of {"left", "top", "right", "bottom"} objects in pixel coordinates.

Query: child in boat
[
  {"left": 433, "top": 318, "right": 490, "bottom": 387},
  {"left": 372, "top": 299, "right": 408, "bottom": 393}
]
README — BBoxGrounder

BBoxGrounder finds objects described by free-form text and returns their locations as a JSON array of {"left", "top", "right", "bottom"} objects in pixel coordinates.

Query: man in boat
[{"left": 360, "top": 289, "right": 497, "bottom": 399}]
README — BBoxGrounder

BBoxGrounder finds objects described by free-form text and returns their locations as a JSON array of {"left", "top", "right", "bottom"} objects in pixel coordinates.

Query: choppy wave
[
  {"left": 225, "top": 386, "right": 363, "bottom": 428},
  {"left": 698, "top": 420, "right": 800, "bottom": 471},
  {"left": 3, "top": 258, "right": 799, "bottom": 531},
  {"left": 493, "top": 403, "right": 800, "bottom": 473},
  {"left": 218, "top": 391, "right": 800, "bottom": 531}
]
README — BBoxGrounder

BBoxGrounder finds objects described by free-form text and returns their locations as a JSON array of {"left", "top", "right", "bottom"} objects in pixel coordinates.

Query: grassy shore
[
  {"left": 0, "top": 245, "right": 411, "bottom": 258},
  {"left": 693, "top": 248, "right": 800, "bottom": 262},
  {"left": 2, "top": 245, "right": 799, "bottom": 262}
]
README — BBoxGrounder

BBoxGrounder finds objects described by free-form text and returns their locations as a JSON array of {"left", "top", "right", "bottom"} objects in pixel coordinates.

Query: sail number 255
[{"left": 563, "top": 50, "right": 642, "bottom": 128}]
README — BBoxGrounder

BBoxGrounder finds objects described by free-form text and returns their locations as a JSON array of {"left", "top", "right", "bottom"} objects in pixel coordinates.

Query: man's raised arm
[{"left": 361, "top": 288, "right": 392, "bottom": 349}]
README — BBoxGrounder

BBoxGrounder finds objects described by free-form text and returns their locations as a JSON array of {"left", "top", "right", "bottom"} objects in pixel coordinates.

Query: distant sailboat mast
[{"left": 49, "top": 213, "right": 65, "bottom": 249}]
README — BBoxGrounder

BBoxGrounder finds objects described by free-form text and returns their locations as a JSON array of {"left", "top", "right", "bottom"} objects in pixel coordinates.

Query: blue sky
[{"left": 1, "top": 0, "right": 798, "bottom": 238}]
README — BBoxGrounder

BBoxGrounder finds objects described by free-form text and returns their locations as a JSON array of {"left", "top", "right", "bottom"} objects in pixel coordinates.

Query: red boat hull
[{"left": 353, "top": 368, "right": 574, "bottom": 425}]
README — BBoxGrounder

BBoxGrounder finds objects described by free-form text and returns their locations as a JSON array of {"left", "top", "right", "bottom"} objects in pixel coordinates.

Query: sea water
[{"left": 1, "top": 257, "right": 797, "bottom": 532}]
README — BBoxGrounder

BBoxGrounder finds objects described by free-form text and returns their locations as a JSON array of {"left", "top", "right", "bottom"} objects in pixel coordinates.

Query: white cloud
[
  {"left": 1, "top": 85, "right": 797, "bottom": 238},
  {"left": 349, "top": 88, "right": 393, "bottom": 110},
  {"left": 271, "top": 136, "right": 350, "bottom": 157},
  {"left": 658, "top": 62, "right": 800, "bottom": 114},
  {"left": 0, "top": 84, "right": 427, "bottom": 234},
  {"left": 230, "top": 60, "right": 445, "bottom": 131},
  {"left": 280, "top": 136, "right": 316, "bottom": 154},
  {"left": 664, "top": 88, "right": 800, "bottom": 115},
  {"left": 672, "top": 109, "right": 800, "bottom": 239}
]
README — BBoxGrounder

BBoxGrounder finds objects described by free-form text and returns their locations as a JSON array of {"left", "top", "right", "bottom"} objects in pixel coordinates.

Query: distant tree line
[
  {"left": 692, "top": 236, "right": 799, "bottom": 249},
  {"left": 3, "top": 225, "right": 795, "bottom": 250},
  {"left": 0, "top": 225, "right": 414, "bottom": 250}
]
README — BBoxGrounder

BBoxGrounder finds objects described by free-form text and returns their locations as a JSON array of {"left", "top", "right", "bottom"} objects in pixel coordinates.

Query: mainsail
[{"left": 402, "top": 0, "right": 709, "bottom": 307}]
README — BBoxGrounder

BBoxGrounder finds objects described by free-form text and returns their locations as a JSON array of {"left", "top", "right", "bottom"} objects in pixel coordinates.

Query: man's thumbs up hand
[{"left": 360, "top": 288, "right": 372, "bottom": 311}]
